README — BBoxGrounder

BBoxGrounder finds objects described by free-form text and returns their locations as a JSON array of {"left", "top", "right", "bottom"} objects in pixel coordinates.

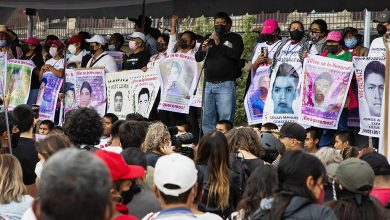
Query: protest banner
[
  {"left": 245, "top": 65, "right": 271, "bottom": 125},
  {"left": 354, "top": 56, "right": 386, "bottom": 137},
  {"left": 262, "top": 61, "right": 303, "bottom": 127},
  {"left": 0, "top": 53, "right": 6, "bottom": 99},
  {"left": 157, "top": 53, "right": 198, "bottom": 114},
  {"left": 379, "top": 40, "right": 390, "bottom": 160},
  {"left": 106, "top": 71, "right": 131, "bottom": 119},
  {"left": 7, "top": 59, "right": 34, "bottom": 109},
  {"left": 36, "top": 72, "right": 63, "bottom": 121},
  {"left": 190, "top": 62, "right": 204, "bottom": 108},
  {"left": 106, "top": 51, "right": 125, "bottom": 70},
  {"left": 298, "top": 55, "right": 353, "bottom": 129},
  {"left": 64, "top": 69, "right": 77, "bottom": 116}
]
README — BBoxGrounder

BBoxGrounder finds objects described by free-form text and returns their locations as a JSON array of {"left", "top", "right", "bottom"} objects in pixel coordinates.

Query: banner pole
[{"left": 383, "top": 36, "right": 390, "bottom": 157}]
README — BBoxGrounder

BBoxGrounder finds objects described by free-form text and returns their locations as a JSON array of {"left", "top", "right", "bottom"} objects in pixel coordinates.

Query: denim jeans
[{"left": 202, "top": 81, "right": 236, "bottom": 134}]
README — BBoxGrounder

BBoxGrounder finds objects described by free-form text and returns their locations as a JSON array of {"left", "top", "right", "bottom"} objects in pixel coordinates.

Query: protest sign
[
  {"left": 354, "top": 57, "right": 386, "bottom": 137},
  {"left": 157, "top": 53, "right": 198, "bottom": 114},
  {"left": 106, "top": 71, "right": 131, "bottom": 119},
  {"left": 106, "top": 51, "right": 125, "bottom": 70},
  {"left": 0, "top": 53, "right": 6, "bottom": 99},
  {"left": 64, "top": 69, "right": 77, "bottom": 116},
  {"left": 245, "top": 65, "right": 271, "bottom": 125},
  {"left": 298, "top": 55, "right": 353, "bottom": 129},
  {"left": 7, "top": 59, "right": 34, "bottom": 109},
  {"left": 190, "top": 62, "right": 204, "bottom": 108},
  {"left": 36, "top": 72, "right": 63, "bottom": 121}
]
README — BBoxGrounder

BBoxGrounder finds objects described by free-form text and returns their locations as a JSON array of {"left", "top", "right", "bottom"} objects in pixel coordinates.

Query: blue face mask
[
  {"left": 344, "top": 38, "right": 358, "bottom": 49},
  {"left": 0, "top": 39, "right": 7, "bottom": 47}
]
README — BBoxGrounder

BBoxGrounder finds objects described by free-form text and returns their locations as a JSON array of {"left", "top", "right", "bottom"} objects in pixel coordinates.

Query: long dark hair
[
  {"left": 269, "top": 151, "right": 326, "bottom": 220},
  {"left": 237, "top": 165, "right": 278, "bottom": 217}
]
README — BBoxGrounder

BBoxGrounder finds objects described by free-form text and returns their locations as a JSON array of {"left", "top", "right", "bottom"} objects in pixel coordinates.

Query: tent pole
[
  {"left": 27, "top": 15, "right": 33, "bottom": 38},
  {"left": 363, "top": 9, "right": 371, "bottom": 48},
  {"left": 142, "top": 0, "right": 146, "bottom": 31}
]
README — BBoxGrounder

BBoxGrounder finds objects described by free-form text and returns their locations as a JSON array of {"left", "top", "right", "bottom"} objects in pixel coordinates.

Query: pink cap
[
  {"left": 326, "top": 31, "right": 342, "bottom": 42},
  {"left": 261, "top": 19, "right": 279, "bottom": 34},
  {"left": 23, "top": 37, "right": 40, "bottom": 46}
]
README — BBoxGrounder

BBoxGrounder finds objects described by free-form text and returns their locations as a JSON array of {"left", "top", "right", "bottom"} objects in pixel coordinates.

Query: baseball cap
[
  {"left": 279, "top": 122, "right": 306, "bottom": 142},
  {"left": 86, "top": 35, "right": 107, "bottom": 45},
  {"left": 327, "top": 158, "right": 375, "bottom": 194},
  {"left": 22, "top": 37, "right": 40, "bottom": 46},
  {"left": 326, "top": 31, "right": 342, "bottom": 42},
  {"left": 261, "top": 19, "right": 279, "bottom": 35},
  {"left": 67, "top": 35, "right": 83, "bottom": 44},
  {"left": 360, "top": 152, "right": 390, "bottom": 176},
  {"left": 94, "top": 150, "right": 145, "bottom": 182},
  {"left": 373, "top": 9, "right": 390, "bottom": 23},
  {"left": 46, "top": 39, "right": 64, "bottom": 49},
  {"left": 154, "top": 153, "right": 197, "bottom": 197},
  {"left": 128, "top": 32, "right": 146, "bottom": 42},
  {"left": 129, "top": 15, "right": 153, "bottom": 28}
]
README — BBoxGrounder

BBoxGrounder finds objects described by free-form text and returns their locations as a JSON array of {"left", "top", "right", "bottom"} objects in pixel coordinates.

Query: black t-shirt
[
  {"left": 13, "top": 137, "right": 39, "bottom": 185},
  {"left": 122, "top": 50, "right": 150, "bottom": 70},
  {"left": 21, "top": 53, "right": 45, "bottom": 90}
]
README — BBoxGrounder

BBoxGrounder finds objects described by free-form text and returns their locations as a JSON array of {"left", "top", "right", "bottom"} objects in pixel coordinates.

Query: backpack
[{"left": 230, "top": 153, "right": 251, "bottom": 199}]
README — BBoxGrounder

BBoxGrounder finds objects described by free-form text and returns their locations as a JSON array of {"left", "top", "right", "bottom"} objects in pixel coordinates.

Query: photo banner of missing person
[
  {"left": 354, "top": 57, "right": 386, "bottom": 137},
  {"left": 36, "top": 72, "right": 63, "bottom": 121},
  {"left": 0, "top": 53, "right": 5, "bottom": 100},
  {"left": 298, "top": 55, "right": 353, "bottom": 129}
]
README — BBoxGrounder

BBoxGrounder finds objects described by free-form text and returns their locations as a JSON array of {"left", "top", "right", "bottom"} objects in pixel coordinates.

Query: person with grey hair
[
  {"left": 314, "top": 147, "right": 342, "bottom": 166},
  {"left": 31, "top": 148, "right": 113, "bottom": 220}
]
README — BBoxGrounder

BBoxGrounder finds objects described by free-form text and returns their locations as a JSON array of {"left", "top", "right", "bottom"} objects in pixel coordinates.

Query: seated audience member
[
  {"left": 63, "top": 107, "right": 103, "bottom": 152},
  {"left": 104, "top": 120, "right": 125, "bottom": 153},
  {"left": 143, "top": 122, "right": 173, "bottom": 167},
  {"left": 0, "top": 154, "right": 33, "bottom": 220},
  {"left": 340, "top": 146, "right": 359, "bottom": 160},
  {"left": 95, "top": 150, "right": 145, "bottom": 220},
  {"left": 327, "top": 158, "right": 387, "bottom": 220},
  {"left": 31, "top": 148, "right": 113, "bottom": 220},
  {"left": 123, "top": 32, "right": 150, "bottom": 72},
  {"left": 215, "top": 120, "right": 233, "bottom": 134},
  {"left": 142, "top": 153, "right": 199, "bottom": 220},
  {"left": 85, "top": 35, "right": 118, "bottom": 73},
  {"left": 12, "top": 104, "right": 39, "bottom": 197},
  {"left": 119, "top": 120, "right": 147, "bottom": 150},
  {"left": 305, "top": 127, "right": 322, "bottom": 154},
  {"left": 103, "top": 113, "right": 119, "bottom": 138},
  {"left": 334, "top": 130, "right": 355, "bottom": 150},
  {"left": 121, "top": 147, "right": 161, "bottom": 218},
  {"left": 38, "top": 120, "right": 55, "bottom": 135},
  {"left": 360, "top": 152, "right": 390, "bottom": 207}
]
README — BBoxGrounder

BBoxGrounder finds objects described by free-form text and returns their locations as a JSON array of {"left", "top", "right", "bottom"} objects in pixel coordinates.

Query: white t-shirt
[
  {"left": 275, "top": 40, "right": 318, "bottom": 64},
  {"left": 68, "top": 50, "right": 85, "bottom": 64},
  {"left": 368, "top": 37, "right": 387, "bottom": 58},
  {"left": 45, "top": 58, "right": 65, "bottom": 70},
  {"left": 103, "top": 146, "right": 123, "bottom": 153},
  {"left": 21, "top": 207, "right": 36, "bottom": 220},
  {"left": 251, "top": 40, "right": 282, "bottom": 64},
  {"left": 86, "top": 51, "right": 118, "bottom": 73},
  {"left": 0, "top": 195, "right": 33, "bottom": 220},
  {"left": 195, "top": 212, "right": 223, "bottom": 220}
]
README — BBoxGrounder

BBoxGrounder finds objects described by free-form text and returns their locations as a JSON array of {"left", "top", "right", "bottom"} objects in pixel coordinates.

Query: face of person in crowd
[
  {"left": 365, "top": 72, "right": 384, "bottom": 117},
  {"left": 214, "top": 18, "right": 230, "bottom": 35},
  {"left": 39, "top": 124, "right": 50, "bottom": 135},
  {"left": 102, "top": 117, "right": 113, "bottom": 137},
  {"left": 289, "top": 23, "right": 304, "bottom": 42},
  {"left": 309, "top": 23, "right": 324, "bottom": 42},
  {"left": 27, "top": 44, "right": 37, "bottom": 53},
  {"left": 314, "top": 78, "right": 331, "bottom": 104},
  {"left": 138, "top": 93, "right": 149, "bottom": 114},
  {"left": 108, "top": 35, "right": 119, "bottom": 51},
  {"left": 0, "top": 33, "right": 8, "bottom": 47},
  {"left": 279, "top": 136, "right": 296, "bottom": 150},
  {"left": 65, "top": 90, "right": 75, "bottom": 108},
  {"left": 129, "top": 38, "right": 142, "bottom": 51},
  {"left": 343, "top": 32, "right": 358, "bottom": 49},
  {"left": 334, "top": 135, "right": 348, "bottom": 150},
  {"left": 304, "top": 132, "right": 318, "bottom": 152},
  {"left": 272, "top": 76, "right": 297, "bottom": 114},
  {"left": 215, "top": 124, "right": 228, "bottom": 133},
  {"left": 89, "top": 42, "right": 101, "bottom": 54},
  {"left": 179, "top": 33, "right": 194, "bottom": 50},
  {"left": 177, "top": 125, "right": 187, "bottom": 135},
  {"left": 326, "top": 41, "right": 341, "bottom": 54},
  {"left": 156, "top": 36, "right": 168, "bottom": 53},
  {"left": 114, "top": 94, "right": 123, "bottom": 112},
  {"left": 80, "top": 87, "right": 91, "bottom": 108}
]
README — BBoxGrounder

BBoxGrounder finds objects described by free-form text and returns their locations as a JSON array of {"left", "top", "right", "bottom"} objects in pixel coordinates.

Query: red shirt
[
  {"left": 112, "top": 202, "right": 139, "bottom": 220},
  {"left": 370, "top": 188, "right": 390, "bottom": 206}
]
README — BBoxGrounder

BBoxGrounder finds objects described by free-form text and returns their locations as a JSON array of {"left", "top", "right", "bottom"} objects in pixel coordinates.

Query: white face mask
[
  {"left": 49, "top": 47, "right": 58, "bottom": 57},
  {"left": 129, "top": 40, "right": 137, "bottom": 50},
  {"left": 68, "top": 44, "right": 77, "bottom": 54},
  {"left": 108, "top": 44, "right": 116, "bottom": 51}
]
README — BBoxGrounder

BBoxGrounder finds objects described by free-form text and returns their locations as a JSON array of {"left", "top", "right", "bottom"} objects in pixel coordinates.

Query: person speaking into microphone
[{"left": 195, "top": 12, "right": 244, "bottom": 134}]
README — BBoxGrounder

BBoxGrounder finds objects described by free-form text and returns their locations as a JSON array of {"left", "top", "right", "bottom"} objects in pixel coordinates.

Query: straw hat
[{"left": 0, "top": 25, "right": 16, "bottom": 41}]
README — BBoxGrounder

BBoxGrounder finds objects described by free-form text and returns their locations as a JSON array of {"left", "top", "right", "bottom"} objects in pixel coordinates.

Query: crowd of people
[{"left": 0, "top": 8, "right": 390, "bottom": 220}]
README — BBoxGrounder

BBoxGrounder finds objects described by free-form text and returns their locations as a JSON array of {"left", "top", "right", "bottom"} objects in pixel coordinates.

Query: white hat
[
  {"left": 129, "top": 32, "right": 146, "bottom": 42},
  {"left": 86, "top": 35, "right": 107, "bottom": 45},
  {"left": 154, "top": 153, "right": 197, "bottom": 197}
]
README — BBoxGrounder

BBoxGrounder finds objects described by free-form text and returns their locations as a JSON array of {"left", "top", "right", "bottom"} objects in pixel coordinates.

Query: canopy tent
[{"left": 0, "top": 0, "right": 388, "bottom": 20}]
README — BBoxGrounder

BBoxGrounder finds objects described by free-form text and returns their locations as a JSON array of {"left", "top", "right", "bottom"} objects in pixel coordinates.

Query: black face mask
[
  {"left": 156, "top": 42, "right": 166, "bottom": 52},
  {"left": 21, "top": 45, "right": 29, "bottom": 54},
  {"left": 327, "top": 45, "right": 340, "bottom": 54},
  {"left": 11, "top": 132, "right": 20, "bottom": 148},
  {"left": 215, "top": 24, "right": 227, "bottom": 35},
  {"left": 289, "top": 29, "right": 304, "bottom": 42},
  {"left": 377, "top": 23, "right": 387, "bottom": 36},
  {"left": 256, "top": 35, "right": 267, "bottom": 44},
  {"left": 178, "top": 39, "right": 188, "bottom": 49},
  {"left": 265, "top": 34, "right": 276, "bottom": 42}
]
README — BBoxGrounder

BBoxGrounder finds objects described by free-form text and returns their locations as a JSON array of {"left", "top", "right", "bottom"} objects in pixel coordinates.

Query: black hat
[
  {"left": 129, "top": 15, "right": 152, "bottom": 28},
  {"left": 373, "top": 9, "right": 390, "bottom": 23},
  {"left": 360, "top": 152, "right": 390, "bottom": 176},
  {"left": 279, "top": 122, "right": 306, "bottom": 142}
]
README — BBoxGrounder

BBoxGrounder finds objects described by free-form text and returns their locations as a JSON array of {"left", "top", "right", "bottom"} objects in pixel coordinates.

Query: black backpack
[{"left": 230, "top": 153, "right": 251, "bottom": 199}]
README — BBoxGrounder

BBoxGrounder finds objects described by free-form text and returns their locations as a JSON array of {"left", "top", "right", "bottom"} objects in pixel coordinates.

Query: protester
[
  {"left": 85, "top": 34, "right": 118, "bottom": 73},
  {"left": 104, "top": 119, "right": 125, "bottom": 153},
  {"left": 369, "top": 9, "right": 390, "bottom": 57},
  {"left": 168, "top": 15, "right": 198, "bottom": 55},
  {"left": 12, "top": 104, "right": 39, "bottom": 197},
  {"left": 147, "top": 33, "right": 169, "bottom": 68},
  {"left": 342, "top": 27, "right": 368, "bottom": 56},
  {"left": 63, "top": 107, "right": 102, "bottom": 152},
  {"left": 259, "top": 132, "right": 285, "bottom": 164},
  {"left": 305, "top": 127, "right": 322, "bottom": 154},
  {"left": 143, "top": 122, "right": 173, "bottom": 167},
  {"left": 195, "top": 130, "right": 240, "bottom": 218},
  {"left": 38, "top": 120, "right": 54, "bottom": 135},
  {"left": 95, "top": 150, "right": 145, "bottom": 220},
  {"left": 215, "top": 120, "right": 234, "bottom": 133},
  {"left": 103, "top": 113, "right": 119, "bottom": 138},
  {"left": 108, "top": 33, "right": 126, "bottom": 52},
  {"left": 0, "top": 25, "right": 23, "bottom": 59},
  {"left": 31, "top": 148, "right": 113, "bottom": 220},
  {"left": 327, "top": 158, "right": 387, "bottom": 220},
  {"left": 0, "top": 154, "right": 33, "bottom": 220},
  {"left": 119, "top": 120, "right": 147, "bottom": 149},
  {"left": 278, "top": 122, "right": 306, "bottom": 151},
  {"left": 129, "top": 15, "right": 159, "bottom": 56},
  {"left": 233, "top": 165, "right": 278, "bottom": 219},
  {"left": 123, "top": 32, "right": 150, "bottom": 71},
  {"left": 142, "top": 153, "right": 198, "bottom": 220},
  {"left": 40, "top": 39, "right": 65, "bottom": 78},
  {"left": 43, "top": 35, "right": 59, "bottom": 61},
  {"left": 260, "top": 122, "right": 278, "bottom": 133},
  {"left": 315, "top": 147, "right": 342, "bottom": 166},
  {"left": 66, "top": 35, "right": 87, "bottom": 68},
  {"left": 309, "top": 19, "right": 329, "bottom": 53},
  {"left": 0, "top": 111, "right": 16, "bottom": 151},
  {"left": 21, "top": 37, "right": 45, "bottom": 105},
  {"left": 334, "top": 130, "right": 355, "bottom": 150},
  {"left": 195, "top": 12, "right": 244, "bottom": 134}
]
